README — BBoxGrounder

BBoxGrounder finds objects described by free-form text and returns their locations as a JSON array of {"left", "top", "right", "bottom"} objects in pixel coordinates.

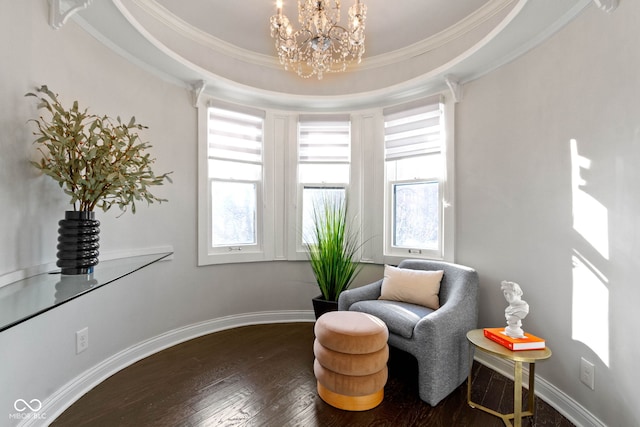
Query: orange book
[{"left": 483, "top": 328, "right": 545, "bottom": 351}]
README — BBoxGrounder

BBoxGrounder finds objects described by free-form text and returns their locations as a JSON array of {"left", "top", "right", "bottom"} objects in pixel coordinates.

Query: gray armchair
[{"left": 338, "top": 259, "right": 479, "bottom": 406}]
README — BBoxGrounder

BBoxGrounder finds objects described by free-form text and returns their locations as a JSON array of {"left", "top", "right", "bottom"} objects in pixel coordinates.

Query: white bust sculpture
[{"left": 501, "top": 281, "right": 529, "bottom": 338}]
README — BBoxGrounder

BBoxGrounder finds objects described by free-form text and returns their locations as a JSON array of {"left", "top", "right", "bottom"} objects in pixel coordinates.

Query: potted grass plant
[
  {"left": 306, "top": 192, "right": 362, "bottom": 319},
  {"left": 26, "top": 85, "right": 172, "bottom": 274}
]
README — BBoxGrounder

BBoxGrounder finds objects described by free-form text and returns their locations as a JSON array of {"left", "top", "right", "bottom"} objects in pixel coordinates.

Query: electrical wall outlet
[
  {"left": 580, "top": 357, "right": 595, "bottom": 390},
  {"left": 76, "top": 327, "right": 89, "bottom": 354}
]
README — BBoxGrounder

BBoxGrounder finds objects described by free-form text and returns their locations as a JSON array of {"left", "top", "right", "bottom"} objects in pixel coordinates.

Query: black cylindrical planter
[
  {"left": 312, "top": 295, "right": 339, "bottom": 320},
  {"left": 56, "top": 211, "right": 100, "bottom": 275}
]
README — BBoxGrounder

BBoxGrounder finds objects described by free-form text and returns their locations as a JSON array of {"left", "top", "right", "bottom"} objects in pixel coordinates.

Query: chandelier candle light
[{"left": 270, "top": 0, "right": 367, "bottom": 79}]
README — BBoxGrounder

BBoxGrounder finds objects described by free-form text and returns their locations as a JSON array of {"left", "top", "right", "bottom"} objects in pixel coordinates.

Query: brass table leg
[
  {"left": 514, "top": 361, "right": 523, "bottom": 427},
  {"left": 528, "top": 362, "right": 536, "bottom": 413},
  {"left": 467, "top": 358, "right": 538, "bottom": 427},
  {"left": 466, "top": 330, "right": 550, "bottom": 427}
]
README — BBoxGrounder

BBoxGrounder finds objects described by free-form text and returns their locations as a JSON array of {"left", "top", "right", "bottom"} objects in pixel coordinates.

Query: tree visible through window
[
  {"left": 302, "top": 187, "right": 345, "bottom": 245},
  {"left": 207, "top": 106, "right": 264, "bottom": 252},
  {"left": 384, "top": 97, "right": 444, "bottom": 257},
  {"left": 393, "top": 181, "right": 438, "bottom": 249},
  {"left": 211, "top": 181, "right": 257, "bottom": 246}
]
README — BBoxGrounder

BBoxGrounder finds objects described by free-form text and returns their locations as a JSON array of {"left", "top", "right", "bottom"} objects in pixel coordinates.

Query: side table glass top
[{"left": 0, "top": 252, "right": 172, "bottom": 332}]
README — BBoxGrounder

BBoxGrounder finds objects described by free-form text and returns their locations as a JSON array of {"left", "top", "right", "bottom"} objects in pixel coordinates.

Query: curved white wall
[
  {"left": 455, "top": 3, "right": 640, "bottom": 426},
  {"left": 1, "top": 1, "right": 638, "bottom": 426}
]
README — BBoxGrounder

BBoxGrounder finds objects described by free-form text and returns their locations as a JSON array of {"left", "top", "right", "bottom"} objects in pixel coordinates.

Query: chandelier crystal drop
[{"left": 270, "top": 0, "right": 367, "bottom": 80}]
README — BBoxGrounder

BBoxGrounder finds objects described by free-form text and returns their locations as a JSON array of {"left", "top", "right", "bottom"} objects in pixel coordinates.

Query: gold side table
[{"left": 466, "top": 329, "right": 552, "bottom": 427}]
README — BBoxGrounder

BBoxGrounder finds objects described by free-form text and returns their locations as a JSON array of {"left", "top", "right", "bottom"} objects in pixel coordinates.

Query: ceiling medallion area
[{"left": 270, "top": 0, "right": 367, "bottom": 80}]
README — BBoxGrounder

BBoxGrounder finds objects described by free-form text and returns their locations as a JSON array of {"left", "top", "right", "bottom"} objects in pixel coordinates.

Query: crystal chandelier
[{"left": 270, "top": 0, "right": 367, "bottom": 80}]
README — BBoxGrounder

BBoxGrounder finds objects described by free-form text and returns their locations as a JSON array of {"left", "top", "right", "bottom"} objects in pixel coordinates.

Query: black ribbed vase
[{"left": 56, "top": 211, "right": 100, "bottom": 275}]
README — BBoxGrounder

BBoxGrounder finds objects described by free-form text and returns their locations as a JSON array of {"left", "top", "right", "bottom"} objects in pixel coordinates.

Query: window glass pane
[
  {"left": 393, "top": 182, "right": 439, "bottom": 249},
  {"left": 302, "top": 187, "right": 346, "bottom": 245},
  {"left": 209, "top": 159, "right": 262, "bottom": 180},
  {"left": 299, "top": 163, "right": 350, "bottom": 184},
  {"left": 211, "top": 181, "right": 257, "bottom": 246}
]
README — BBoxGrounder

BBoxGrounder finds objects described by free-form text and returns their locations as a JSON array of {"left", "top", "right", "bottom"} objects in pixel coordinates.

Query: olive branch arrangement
[{"left": 26, "top": 85, "right": 172, "bottom": 214}]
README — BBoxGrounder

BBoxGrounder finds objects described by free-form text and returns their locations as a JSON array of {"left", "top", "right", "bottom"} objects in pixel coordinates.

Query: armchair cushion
[
  {"left": 379, "top": 265, "right": 443, "bottom": 310},
  {"left": 351, "top": 300, "right": 434, "bottom": 339}
]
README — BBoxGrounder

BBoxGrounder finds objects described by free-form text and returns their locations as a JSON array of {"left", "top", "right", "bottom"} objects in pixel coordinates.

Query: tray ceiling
[{"left": 72, "top": 0, "right": 594, "bottom": 110}]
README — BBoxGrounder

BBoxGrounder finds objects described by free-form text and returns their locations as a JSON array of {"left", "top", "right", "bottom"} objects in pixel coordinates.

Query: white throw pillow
[{"left": 378, "top": 265, "right": 443, "bottom": 310}]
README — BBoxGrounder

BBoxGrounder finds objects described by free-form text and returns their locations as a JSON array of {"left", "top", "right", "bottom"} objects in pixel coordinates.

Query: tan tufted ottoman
[{"left": 313, "top": 311, "right": 389, "bottom": 411}]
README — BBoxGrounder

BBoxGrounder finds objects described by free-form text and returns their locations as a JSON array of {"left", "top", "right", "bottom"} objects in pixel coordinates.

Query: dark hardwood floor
[{"left": 51, "top": 323, "right": 574, "bottom": 427}]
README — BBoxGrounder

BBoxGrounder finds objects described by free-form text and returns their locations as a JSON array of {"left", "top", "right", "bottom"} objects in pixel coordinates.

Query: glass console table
[{"left": 0, "top": 252, "right": 172, "bottom": 332}]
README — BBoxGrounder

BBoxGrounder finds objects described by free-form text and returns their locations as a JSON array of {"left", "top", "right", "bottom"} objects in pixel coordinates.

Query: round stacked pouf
[{"left": 313, "top": 311, "right": 389, "bottom": 411}]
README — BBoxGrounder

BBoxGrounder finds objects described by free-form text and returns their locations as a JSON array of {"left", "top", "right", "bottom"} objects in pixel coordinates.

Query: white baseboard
[
  {"left": 473, "top": 352, "right": 605, "bottom": 427},
  {"left": 27, "top": 310, "right": 315, "bottom": 427},
  {"left": 27, "top": 313, "right": 604, "bottom": 427}
]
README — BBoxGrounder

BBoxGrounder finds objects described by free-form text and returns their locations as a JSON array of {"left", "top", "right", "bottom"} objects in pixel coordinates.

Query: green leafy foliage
[
  {"left": 306, "top": 193, "right": 362, "bottom": 302},
  {"left": 26, "top": 85, "right": 172, "bottom": 213}
]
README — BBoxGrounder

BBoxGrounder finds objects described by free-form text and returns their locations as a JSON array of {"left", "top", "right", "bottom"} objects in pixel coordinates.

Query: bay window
[{"left": 198, "top": 94, "right": 454, "bottom": 265}]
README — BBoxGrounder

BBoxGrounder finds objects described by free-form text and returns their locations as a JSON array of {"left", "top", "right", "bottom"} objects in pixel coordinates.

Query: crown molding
[
  {"left": 444, "top": 75, "right": 463, "bottom": 103},
  {"left": 361, "top": 0, "right": 516, "bottom": 70},
  {"left": 129, "top": 0, "right": 280, "bottom": 69},
  {"left": 129, "top": 0, "right": 516, "bottom": 72},
  {"left": 592, "top": 0, "right": 618, "bottom": 13},
  {"left": 192, "top": 80, "right": 207, "bottom": 108},
  {"left": 49, "top": 0, "right": 93, "bottom": 29},
  {"left": 73, "top": 0, "right": 591, "bottom": 111}
]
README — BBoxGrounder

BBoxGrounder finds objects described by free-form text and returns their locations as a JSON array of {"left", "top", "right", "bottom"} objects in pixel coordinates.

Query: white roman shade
[
  {"left": 383, "top": 96, "right": 443, "bottom": 161},
  {"left": 298, "top": 114, "right": 350, "bottom": 163},
  {"left": 208, "top": 106, "right": 264, "bottom": 164}
]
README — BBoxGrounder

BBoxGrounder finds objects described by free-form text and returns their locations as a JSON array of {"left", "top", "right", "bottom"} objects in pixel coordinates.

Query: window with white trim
[
  {"left": 203, "top": 104, "right": 265, "bottom": 260},
  {"left": 383, "top": 96, "right": 448, "bottom": 260},
  {"left": 297, "top": 115, "right": 351, "bottom": 254},
  {"left": 197, "top": 94, "right": 454, "bottom": 266}
]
